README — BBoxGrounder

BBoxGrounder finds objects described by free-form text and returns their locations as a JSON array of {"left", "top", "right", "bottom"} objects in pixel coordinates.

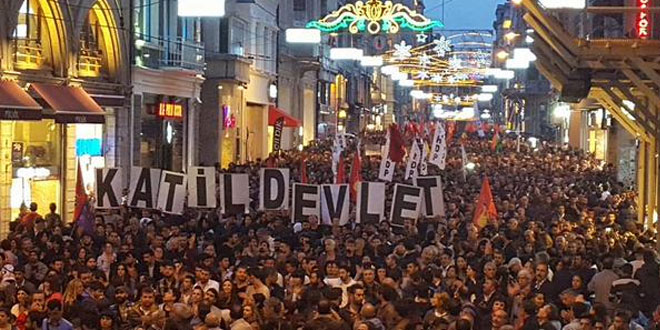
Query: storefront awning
[
  {"left": 31, "top": 83, "right": 106, "bottom": 124},
  {"left": 268, "top": 106, "right": 301, "bottom": 127},
  {"left": 0, "top": 80, "right": 42, "bottom": 121}
]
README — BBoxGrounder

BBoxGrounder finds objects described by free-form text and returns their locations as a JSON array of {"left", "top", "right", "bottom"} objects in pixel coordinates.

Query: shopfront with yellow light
[{"left": 0, "top": 81, "right": 107, "bottom": 222}]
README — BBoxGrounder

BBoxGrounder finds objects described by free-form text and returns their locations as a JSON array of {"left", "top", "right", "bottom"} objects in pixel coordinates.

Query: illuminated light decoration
[
  {"left": 432, "top": 104, "right": 444, "bottom": 118},
  {"left": 416, "top": 70, "right": 430, "bottom": 80},
  {"left": 496, "top": 50, "right": 509, "bottom": 60},
  {"left": 446, "top": 76, "right": 457, "bottom": 84},
  {"left": 399, "top": 79, "right": 415, "bottom": 87},
  {"left": 360, "top": 55, "right": 384, "bottom": 67},
  {"left": 432, "top": 36, "right": 452, "bottom": 57},
  {"left": 410, "top": 90, "right": 432, "bottom": 99},
  {"left": 431, "top": 73, "right": 444, "bottom": 84},
  {"left": 477, "top": 93, "right": 494, "bottom": 102},
  {"left": 390, "top": 72, "right": 408, "bottom": 81},
  {"left": 381, "top": 65, "right": 399, "bottom": 75},
  {"left": 637, "top": 0, "right": 651, "bottom": 39},
  {"left": 480, "top": 113, "right": 492, "bottom": 119},
  {"left": 330, "top": 47, "right": 364, "bottom": 60},
  {"left": 494, "top": 69, "right": 515, "bottom": 80},
  {"left": 448, "top": 56, "right": 462, "bottom": 69},
  {"left": 502, "top": 19, "right": 512, "bottom": 29},
  {"left": 506, "top": 58, "right": 530, "bottom": 69},
  {"left": 285, "top": 28, "right": 322, "bottom": 43},
  {"left": 539, "top": 0, "right": 586, "bottom": 8},
  {"left": 481, "top": 85, "right": 498, "bottom": 93},
  {"left": 417, "top": 33, "right": 428, "bottom": 43},
  {"left": 419, "top": 53, "right": 432, "bottom": 67},
  {"left": 269, "top": 84, "right": 278, "bottom": 98},
  {"left": 525, "top": 35, "right": 534, "bottom": 44},
  {"left": 393, "top": 41, "right": 413, "bottom": 61},
  {"left": 306, "top": 0, "right": 442, "bottom": 35},
  {"left": 158, "top": 103, "right": 184, "bottom": 119},
  {"left": 513, "top": 48, "right": 537, "bottom": 62},
  {"left": 454, "top": 73, "right": 469, "bottom": 81},
  {"left": 178, "top": 0, "right": 225, "bottom": 16},
  {"left": 504, "top": 31, "right": 519, "bottom": 42}
]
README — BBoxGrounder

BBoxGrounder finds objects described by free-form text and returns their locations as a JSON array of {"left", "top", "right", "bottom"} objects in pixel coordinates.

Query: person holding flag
[{"left": 473, "top": 176, "right": 498, "bottom": 229}]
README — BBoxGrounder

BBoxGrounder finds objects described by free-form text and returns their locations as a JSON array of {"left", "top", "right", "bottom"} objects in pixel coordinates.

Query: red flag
[
  {"left": 447, "top": 121, "right": 456, "bottom": 145},
  {"left": 466, "top": 122, "right": 477, "bottom": 134},
  {"left": 73, "top": 161, "right": 88, "bottom": 222},
  {"left": 349, "top": 151, "right": 362, "bottom": 202},
  {"left": 389, "top": 124, "right": 406, "bottom": 162},
  {"left": 336, "top": 153, "right": 345, "bottom": 184},
  {"left": 300, "top": 157, "right": 308, "bottom": 184},
  {"left": 491, "top": 132, "right": 500, "bottom": 151},
  {"left": 473, "top": 177, "right": 498, "bottom": 229}
]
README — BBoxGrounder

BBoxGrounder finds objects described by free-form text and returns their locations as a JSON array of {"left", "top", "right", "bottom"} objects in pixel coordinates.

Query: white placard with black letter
[
  {"left": 292, "top": 184, "right": 320, "bottom": 223},
  {"left": 320, "top": 184, "right": 350, "bottom": 226},
  {"left": 390, "top": 184, "right": 422, "bottom": 226},
  {"left": 259, "top": 168, "right": 289, "bottom": 210},
  {"left": 95, "top": 168, "right": 122, "bottom": 209},
  {"left": 414, "top": 176, "right": 446, "bottom": 218},
  {"left": 430, "top": 123, "right": 447, "bottom": 169},
  {"left": 128, "top": 167, "right": 161, "bottom": 209},
  {"left": 219, "top": 174, "right": 250, "bottom": 215},
  {"left": 187, "top": 167, "right": 217, "bottom": 208},
  {"left": 405, "top": 142, "right": 422, "bottom": 180},
  {"left": 157, "top": 171, "right": 188, "bottom": 215},
  {"left": 356, "top": 182, "right": 386, "bottom": 224}
]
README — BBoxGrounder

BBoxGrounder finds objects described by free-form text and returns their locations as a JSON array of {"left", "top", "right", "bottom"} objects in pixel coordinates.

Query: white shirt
[
  {"left": 195, "top": 279, "right": 220, "bottom": 293},
  {"left": 325, "top": 277, "right": 357, "bottom": 308}
]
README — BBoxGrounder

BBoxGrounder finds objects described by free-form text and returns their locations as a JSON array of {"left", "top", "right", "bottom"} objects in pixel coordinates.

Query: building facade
[
  {"left": 199, "top": 0, "right": 278, "bottom": 168},
  {"left": 0, "top": 0, "right": 130, "bottom": 234},
  {"left": 131, "top": 0, "right": 205, "bottom": 172}
]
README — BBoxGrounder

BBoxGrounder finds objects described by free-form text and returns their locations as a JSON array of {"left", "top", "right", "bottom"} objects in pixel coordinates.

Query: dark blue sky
[{"left": 424, "top": 0, "right": 505, "bottom": 31}]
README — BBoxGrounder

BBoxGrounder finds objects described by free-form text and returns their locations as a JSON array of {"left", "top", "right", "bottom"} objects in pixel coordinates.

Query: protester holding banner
[{"left": 1, "top": 126, "right": 653, "bottom": 330}]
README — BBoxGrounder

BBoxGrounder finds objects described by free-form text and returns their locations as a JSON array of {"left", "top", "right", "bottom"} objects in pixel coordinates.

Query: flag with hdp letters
[{"left": 405, "top": 141, "right": 422, "bottom": 180}]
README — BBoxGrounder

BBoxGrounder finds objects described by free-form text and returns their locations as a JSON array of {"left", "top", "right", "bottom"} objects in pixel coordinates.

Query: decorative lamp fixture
[{"left": 306, "top": 0, "right": 442, "bottom": 35}]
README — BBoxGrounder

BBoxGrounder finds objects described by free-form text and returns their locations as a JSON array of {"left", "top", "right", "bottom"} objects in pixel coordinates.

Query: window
[
  {"left": 81, "top": 16, "right": 100, "bottom": 52},
  {"left": 293, "top": 0, "right": 306, "bottom": 11},
  {"left": 231, "top": 19, "right": 246, "bottom": 56},
  {"left": 14, "top": 0, "right": 40, "bottom": 41}
]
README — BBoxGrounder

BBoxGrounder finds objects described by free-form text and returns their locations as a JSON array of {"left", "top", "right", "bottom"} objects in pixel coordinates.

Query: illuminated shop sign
[
  {"left": 158, "top": 103, "right": 184, "bottom": 119},
  {"left": 637, "top": 0, "right": 651, "bottom": 39}
]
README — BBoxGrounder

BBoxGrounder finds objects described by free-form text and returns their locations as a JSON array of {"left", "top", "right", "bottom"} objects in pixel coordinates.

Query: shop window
[
  {"left": 10, "top": 120, "right": 62, "bottom": 218},
  {"left": 140, "top": 95, "right": 186, "bottom": 172}
]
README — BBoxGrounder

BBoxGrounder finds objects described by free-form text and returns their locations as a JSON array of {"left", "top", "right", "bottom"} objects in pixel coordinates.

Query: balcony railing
[
  {"left": 136, "top": 35, "right": 205, "bottom": 72},
  {"left": 13, "top": 39, "right": 44, "bottom": 70}
]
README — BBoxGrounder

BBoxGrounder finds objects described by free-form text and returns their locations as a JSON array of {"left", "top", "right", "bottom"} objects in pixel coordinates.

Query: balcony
[
  {"left": 136, "top": 36, "right": 205, "bottom": 72},
  {"left": 78, "top": 42, "right": 103, "bottom": 78},
  {"left": 13, "top": 39, "right": 45, "bottom": 70},
  {"left": 205, "top": 53, "right": 251, "bottom": 84}
]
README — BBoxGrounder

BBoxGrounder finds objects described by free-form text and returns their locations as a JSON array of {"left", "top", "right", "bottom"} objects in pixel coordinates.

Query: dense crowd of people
[{"left": 4, "top": 126, "right": 660, "bottom": 330}]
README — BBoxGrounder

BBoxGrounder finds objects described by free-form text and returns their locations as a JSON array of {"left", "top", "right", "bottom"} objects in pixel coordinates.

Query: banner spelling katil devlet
[{"left": 110, "top": 165, "right": 446, "bottom": 222}]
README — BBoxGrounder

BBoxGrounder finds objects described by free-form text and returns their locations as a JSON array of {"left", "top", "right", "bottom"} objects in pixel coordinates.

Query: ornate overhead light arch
[{"left": 306, "top": 0, "right": 442, "bottom": 35}]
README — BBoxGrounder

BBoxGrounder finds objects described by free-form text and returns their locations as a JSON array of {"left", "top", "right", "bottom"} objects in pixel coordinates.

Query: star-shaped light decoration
[
  {"left": 417, "top": 71, "right": 430, "bottom": 80},
  {"left": 419, "top": 53, "right": 431, "bottom": 68},
  {"left": 433, "top": 36, "right": 451, "bottom": 57},
  {"left": 447, "top": 76, "right": 457, "bottom": 84},
  {"left": 393, "top": 41, "right": 412, "bottom": 61},
  {"left": 454, "top": 73, "right": 469, "bottom": 81},
  {"left": 448, "top": 56, "right": 462, "bottom": 69},
  {"left": 416, "top": 33, "right": 428, "bottom": 43},
  {"left": 431, "top": 73, "right": 444, "bottom": 84},
  {"left": 434, "top": 95, "right": 443, "bottom": 103}
]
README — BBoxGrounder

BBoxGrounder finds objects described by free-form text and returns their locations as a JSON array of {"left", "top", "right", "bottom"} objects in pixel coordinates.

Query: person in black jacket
[
  {"left": 77, "top": 281, "right": 105, "bottom": 330},
  {"left": 611, "top": 264, "right": 642, "bottom": 315},
  {"left": 635, "top": 250, "right": 660, "bottom": 315}
]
